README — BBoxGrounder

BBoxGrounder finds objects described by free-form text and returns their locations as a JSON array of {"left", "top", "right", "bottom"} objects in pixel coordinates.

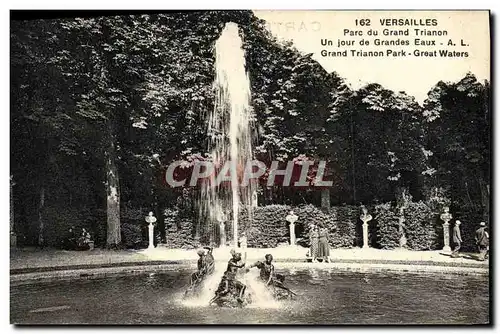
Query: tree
[
  {"left": 328, "top": 83, "right": 428, "bottom": 204},
  {"left": 423, "top": 73, "right": 490, "bottom": 221}
]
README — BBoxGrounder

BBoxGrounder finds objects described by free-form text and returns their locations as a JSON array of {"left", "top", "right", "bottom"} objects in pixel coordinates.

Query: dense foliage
[
  {"left": 11, "top": 11, "right": 490, "bottom": 248},
  {"left": 374, "top": 203, "right": 402, "bottom": 250},
  {"left": 404, "top": 201, "right": 439, "bottom": 251}
]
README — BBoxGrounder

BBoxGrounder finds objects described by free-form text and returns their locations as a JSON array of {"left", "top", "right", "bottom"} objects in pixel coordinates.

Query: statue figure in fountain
[
  {"left": 210, "top": 251, "right": 248, "bottom": 307},
  {"left": 190, "top": 249, "right": 208, "bottom": 285},
  {"left": 184, "top": 247, "right": 215, "bottom": 298},
  {"left": 247, "top": 254, "right": 297, "bottom": 300},
  {"left": 247, "top": 253, "right": 276, "bottom": 285},
  {"left": 210, "top": 252, "right": 296, "bottom": 307},
  {"left": 204, "top": 246, "right": 214, "bottom": 270},
  {"left": 226, "top": 251, "right": 247, "bottom": 297}
]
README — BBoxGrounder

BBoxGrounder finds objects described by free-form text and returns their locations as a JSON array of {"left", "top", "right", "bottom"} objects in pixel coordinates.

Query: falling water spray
[{"left": 200, "top": 22, "right": 255, "bottom": 247}]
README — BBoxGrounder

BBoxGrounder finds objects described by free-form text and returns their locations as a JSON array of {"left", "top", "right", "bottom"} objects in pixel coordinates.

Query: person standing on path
[
  {"left": 451, "top": 220, "right": 462, "bottom": 258},
  {"left": 309, "top": 224, "right": 319, "bottom": 263},
  {"left": 475, "top": 222, "right": 489, "bottom": 261},
  {"left": 317, "top": 223, "right": 331, "bottom": 263}
]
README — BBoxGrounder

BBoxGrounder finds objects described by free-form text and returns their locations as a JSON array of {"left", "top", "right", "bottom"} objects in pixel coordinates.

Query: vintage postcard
[{"left": 10, "top": 10, "right": 490, "bottom": 325}]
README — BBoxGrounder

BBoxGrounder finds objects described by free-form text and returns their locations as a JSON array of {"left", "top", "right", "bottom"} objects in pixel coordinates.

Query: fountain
[{"left": 199, "top": 22, "right": 256, "bottom": 248}]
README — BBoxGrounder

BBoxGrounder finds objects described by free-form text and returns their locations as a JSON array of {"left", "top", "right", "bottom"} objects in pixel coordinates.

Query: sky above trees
[{"left": 254, "top": 10, "right": 490, "bottom": 103}]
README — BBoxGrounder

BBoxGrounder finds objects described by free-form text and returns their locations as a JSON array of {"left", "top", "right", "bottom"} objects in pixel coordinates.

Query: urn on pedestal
[{"left": 440, "top": 207, "right": 452, "bottom": 252}]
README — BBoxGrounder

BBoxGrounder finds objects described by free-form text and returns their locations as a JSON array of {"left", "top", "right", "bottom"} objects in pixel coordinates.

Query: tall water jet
[{"left": 199, "top": 22, "right": 256, "bottom": 247}]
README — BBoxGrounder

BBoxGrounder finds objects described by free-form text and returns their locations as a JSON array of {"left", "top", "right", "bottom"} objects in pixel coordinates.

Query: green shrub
[
  {"left": 121, "top": 223, "right": 143, "bottom": 248},
  {"left": 240, "top": 205, "right": 291, "bottom": 248},
  {"left": 42, "top": 206, "right": 84, "bottom": 247},
  {"left": 374, "top": 203, "right": 401, "bottom": 249},
  {"left": 293, "top": 204, "right": 330, "bottom": 247},
  {"left": 404, "top": 201, "right": 439, "bottom": 250},
  {"left": 163, "top": 208, "right": 199, "bottom": 249},
  {"left": 330, "top": 206, "right": 359, "bottom": 248},
  {"left": 41, "top": 205, "right": 105, "bottom": 247},
  {"left": 374, "top": 201, "right": 442, "bottom": 250}
]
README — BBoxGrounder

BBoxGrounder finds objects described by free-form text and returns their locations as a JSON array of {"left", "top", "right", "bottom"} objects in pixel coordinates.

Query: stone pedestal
[
  {"left": 360, "top": 207, "right": 373, "bottom": 249},
  {"left": 440, "top": 208, "right": 452, "bottom": 252},
  {"left": 145, "top": 212, "right": 157, "bottom": 250},
  {"left": 286, "top": 211, "right": 298, "bottom": 246},
  {"left": 289, "top": 223, "right": 296, "bottom": 246},
  {"left": 148, "top": 223, "right": 155, "bottom": 249},
  {"left": 362, "top": 223, "right": 369, "bottom": 248},
  {"left": 442, "top": 223, "right": 451, "bottom": 252}
]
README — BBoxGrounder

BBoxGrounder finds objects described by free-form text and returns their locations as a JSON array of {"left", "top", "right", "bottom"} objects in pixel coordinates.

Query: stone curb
[
  {"left": 10, "top": 257, "right": 488, "bottom": 274},
  {"left": 10, "top": 261, "right": 488, "bottom": 286}
]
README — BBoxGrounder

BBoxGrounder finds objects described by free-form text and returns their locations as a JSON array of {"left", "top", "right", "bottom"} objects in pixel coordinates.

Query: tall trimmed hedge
[
  {"left": 239, "top": 205, "right": 291, "bottom": 248},
  {"left": 164, "top": 208, "right": 199, "bottom": 249},
  {"left": 404, "top": 201, "right": 439, "bottom": 250},
  {"left": 159, "top": 202, "right": 457, "bottom": 251},
  {"left": 330, "top": 206, "right": 359, "bottom": 248},
  {"left": 41, "top": 205, "right": 106, "bottom": 248},
  {"left": 34, "top": 200, "right": 459, "bottom": 251},
  {"left": 374, "top": 201, "right": 440, "bottom": 250},
  {"left": 239, "top": 204, "right": 359, "bottom": 248},
  {"left": 374, "top": 203, "right": 401, "bottom": 249}
]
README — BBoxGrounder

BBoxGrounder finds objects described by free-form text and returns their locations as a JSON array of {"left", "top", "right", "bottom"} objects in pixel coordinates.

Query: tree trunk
[
  {"left": 10, "top": 176, "right": 16, "bottom": 247},
  {"left": 105, "top": 134, "right": 121, "bottom": 247},
  {"left": 321, "top": 188, "right": 330, "bottom": 211},
  {"left": 10, "top": 176, "right": 14, "bottom": 232},
  {"left": 478, "top": 175, "right": 490, "bottom": 223},
  {"left": 267, "top": 187, "right": 273, "bottom": 205},
  {"left": 350, "top": 112, "right": 357, "bottom": 202},
  {"left": 38, "top": 186, "right": 45, "bottom": 247},
  {"left": 396, "top": 187, "right": 409, "bottom": 248}
]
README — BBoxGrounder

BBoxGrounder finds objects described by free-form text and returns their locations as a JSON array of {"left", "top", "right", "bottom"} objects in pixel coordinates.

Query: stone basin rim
[{"left": 10, "top": 262, "right": 489, "bottom": 286}]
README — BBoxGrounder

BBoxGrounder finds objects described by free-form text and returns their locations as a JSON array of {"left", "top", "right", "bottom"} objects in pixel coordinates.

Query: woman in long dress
[
  {"left": 317, "top": 224, "right": 330, "bottom": 263},
  {"left": 309, "top": 224, "right": 319, "bottom": 263}
]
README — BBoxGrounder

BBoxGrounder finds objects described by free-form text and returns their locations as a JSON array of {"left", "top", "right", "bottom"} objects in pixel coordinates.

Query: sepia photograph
[{"left": 9, "top": 9, "right": 491, "bottom": 325}]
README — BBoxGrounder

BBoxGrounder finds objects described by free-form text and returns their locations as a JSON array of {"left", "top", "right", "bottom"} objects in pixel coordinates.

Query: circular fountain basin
[{"left": 10, "top": 268, "right": 489, "bottom": 324}]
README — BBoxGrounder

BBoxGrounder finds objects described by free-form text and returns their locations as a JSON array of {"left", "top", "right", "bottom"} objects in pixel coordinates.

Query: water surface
[{"left": 10, "top": 268, "right": 489, "bottom": 324}]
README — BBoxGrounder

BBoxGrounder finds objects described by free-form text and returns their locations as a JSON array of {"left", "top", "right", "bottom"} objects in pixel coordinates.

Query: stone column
[
  {"left": 440, "top": 207, "right": 452, "bottom": 252},
  {"left": 145, "top": 212, "right": 157, "bottom": 250},
  {"left": 360, "top": 206, "right": 373, "bottom": 249},
  {"left": 286, "top": 211, "right": 298, "bottom": 246},
  {"left": 321, "top": 189, "right": 330, "bottom": 211}
]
